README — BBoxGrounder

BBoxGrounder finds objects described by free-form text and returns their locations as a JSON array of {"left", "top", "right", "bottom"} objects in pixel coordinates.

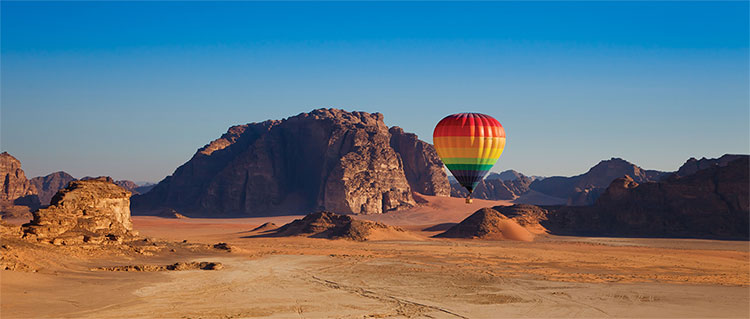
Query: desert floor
[{"left": 2, "top": 196, "right": 749, "bottom": 318}]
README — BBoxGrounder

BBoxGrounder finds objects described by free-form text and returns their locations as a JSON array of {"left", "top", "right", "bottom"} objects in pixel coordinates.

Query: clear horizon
[{"left": 2, "top": 1, "right": 748, "bottom": 182}]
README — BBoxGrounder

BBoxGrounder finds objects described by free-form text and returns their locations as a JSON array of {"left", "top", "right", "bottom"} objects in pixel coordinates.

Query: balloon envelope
[{"left": 433, "top": 113, "right": 505, "bottom": 193}]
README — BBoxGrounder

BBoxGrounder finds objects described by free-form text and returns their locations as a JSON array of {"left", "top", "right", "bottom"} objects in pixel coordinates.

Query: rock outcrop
[
  {"left": 388, "top": 126, "right": 450, "bottom": 196},
  {"left": 529, "top": 158, "right": 665, "bottom": 205},
  {"left": 23, "top": 178, "right": 136, "bottom": 245},
  {"left": 541, "top": 156, "right": 749, "bottom": 239},
  {"left": 134, "top": 109, "right": 445, "bottom": 216},
  {"left": 32, "top": 174, "right": 142, "bottom": 206},
  {"left": 270, "top": 211, "right": 404, "bottom": 241},
  {"left": 436, "top": 207, "right": 533, "bottom": 241},
  {"left": 0, "top": 152, "right": 39, "bottom": 211},
  {"left": 29, "top": 171, "right": 76, "bottom": 206}
]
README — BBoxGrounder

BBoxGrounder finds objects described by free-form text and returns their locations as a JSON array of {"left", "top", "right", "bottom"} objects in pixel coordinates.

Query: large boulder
[
  {"left": 134, "top": 109, "right": 435, "bottom": 216},
  {"left": 23, "top": 178, "right": 136, "bottom": 245}
]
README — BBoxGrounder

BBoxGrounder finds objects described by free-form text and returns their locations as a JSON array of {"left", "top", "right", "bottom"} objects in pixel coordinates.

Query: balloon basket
[{"left": 465, "top": 198, "right": 473, "bottom": 204}]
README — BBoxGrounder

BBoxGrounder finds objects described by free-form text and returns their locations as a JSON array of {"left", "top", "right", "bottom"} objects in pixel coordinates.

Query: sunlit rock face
[{"left": 24, "top": 178, "right": 135, "bottom": 245}]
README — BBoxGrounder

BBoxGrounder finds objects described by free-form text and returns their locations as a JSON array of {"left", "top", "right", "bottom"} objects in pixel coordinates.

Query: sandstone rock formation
[
  {"left": 0, "top": 152, "right": 39, "bottom": 211},
  {"left": 134, "top": 109, "right": 446, "bottom": 216},
  {"left": 388, "top": 126, "right": 450, "bottom": 196},
  {"left": 94, "top": 261, "right": 223, "bottom": 272},
  {"left": 436, "top": 207, "right": 533, "bottom": 241},
  {"left": 542, "top": 156, "right": 749, "bottom": 239},
  {"left": 30, "top": 171, "right": 76, "bottom": 206},
  {"left": 270, "top": 211, "right": 404, "bottom": 241},
  {"left": 23, "top": 178, "right": 136, "bottom": 245},
  {"left": 529, "top": 158, "right": 665, "bottom": 205},
  {"left": 32, "top": 174, "right": 142, "bottom": 206}
]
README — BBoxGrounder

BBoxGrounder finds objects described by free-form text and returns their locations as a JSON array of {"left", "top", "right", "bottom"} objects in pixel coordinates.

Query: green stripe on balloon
[{"left": 445, "top": 163, "right": 495, "bottom": 171}]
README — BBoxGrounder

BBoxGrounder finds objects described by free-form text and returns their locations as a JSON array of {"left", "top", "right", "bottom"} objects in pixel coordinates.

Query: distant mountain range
[
  {"left": 448, "top": 155, "right": 747, "bottom": 206},
  {"left": 0, "top": 152, "right": 151, "bottom": 213},
  {"left": 1, "top": 108, "right": 747, "bottom": 240}
]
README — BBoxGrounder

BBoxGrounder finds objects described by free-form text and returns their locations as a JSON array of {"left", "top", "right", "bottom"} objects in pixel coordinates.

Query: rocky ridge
[
  {"left": 674, "top": 154, "right": 746, "bottom": 177},
  {"left": 498, "top": 156, "right": 750, "bottom": 239},
  {"left": 450, "top": 175, "right": 532, "bottom": 200},
  {"left": 529, "top": 158, "right": 666, "bottom": 205}
]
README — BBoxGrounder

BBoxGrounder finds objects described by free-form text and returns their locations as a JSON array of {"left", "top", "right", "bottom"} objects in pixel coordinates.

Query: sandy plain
[{"left": 1, "top": 195, "right": 749, "bottom": 318}]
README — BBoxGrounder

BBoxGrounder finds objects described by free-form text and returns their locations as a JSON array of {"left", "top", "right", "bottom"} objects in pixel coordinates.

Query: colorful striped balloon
[{"left": 433, "top": 113, "right": 505, "bottom": 198}]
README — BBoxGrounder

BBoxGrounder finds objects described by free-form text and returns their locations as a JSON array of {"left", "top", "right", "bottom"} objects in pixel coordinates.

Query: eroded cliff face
[
  {"left": 388, "top": 126, "right": 450, "bottom": 197},
  {"left": 544, "top": 156, "right": 749, "bottom": 239},
  {"left": 133, "top": 109, "right": 446, "bottom": 216},
  {"left": 0, "top": 152, "right": 40, "bottom": 212},
  {"left": 24, "top": 178, "right": 135, "bottom": 245}
]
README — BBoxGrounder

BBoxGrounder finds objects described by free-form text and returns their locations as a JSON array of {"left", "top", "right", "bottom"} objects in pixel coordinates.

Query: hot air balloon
[{"left": 433, "top": 113, "right": 505, "bottom": 203}]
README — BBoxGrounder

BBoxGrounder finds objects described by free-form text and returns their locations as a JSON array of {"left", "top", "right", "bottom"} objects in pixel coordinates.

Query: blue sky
[{"left": 1, "top": 1, "right": 748, "bottom": 182}]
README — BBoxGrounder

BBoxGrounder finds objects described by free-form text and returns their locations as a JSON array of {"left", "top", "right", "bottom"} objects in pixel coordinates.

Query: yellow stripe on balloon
[
  {"left": 441, "top": 157, "right": 500, "bottom": 165},
  {"left": 434, "top": 138, "right": 505, "bottom": 158}
]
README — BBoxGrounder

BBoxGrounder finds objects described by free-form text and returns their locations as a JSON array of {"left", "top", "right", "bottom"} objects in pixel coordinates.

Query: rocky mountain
[
  {"left": 114, "top": 180, "right": 139, "bottom": 193},
  {"left": 133, "top": 109, "right": 448, "bottom": 216},
  {"left": 0, "top": 152, "right": 40, "bottom": 213},
  {"left": 674, "top": 154, "right": 746, "bottom": 177},
  {"left": 529, "top": 158, "right": 666, "bottom": 205},
  {"left": 450, "top": 175, "right": 532, "bottom": 200},
  {"left": 29, "top": 171, "right": 76, "bottom": 206},
  {"left": 540, "top": 156, "right": 749, "bottom": 239},
  {"left": 488, "top": 170, "right": 520, "bottom": 181},
  {"left": 23, "top": 177, "right": 137, "bottom": 245}
]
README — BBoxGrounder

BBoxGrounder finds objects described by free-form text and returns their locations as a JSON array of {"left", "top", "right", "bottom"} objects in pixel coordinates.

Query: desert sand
[{"left": 2, "top": 195, "right": 748, "bottom": 318}]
